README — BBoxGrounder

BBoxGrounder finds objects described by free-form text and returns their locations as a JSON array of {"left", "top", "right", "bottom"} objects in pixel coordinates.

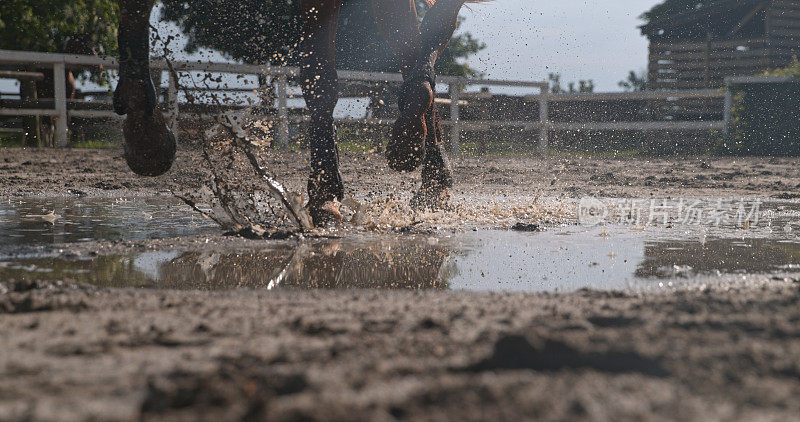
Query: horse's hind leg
[
  {"left": 300, "top": 0, "right": 344, "bottom": 226},
  {"left": 412, "top": 104, "right": 453, "bottom": 209},
  {"left": 371, "top": 0, "right": 421, "bottom": 78},
  {"left": 373, "top": 1, "right": 429, "bottom": 173},
  {"left": 373, "top": 0, "right": 455, "bottom": 208}
]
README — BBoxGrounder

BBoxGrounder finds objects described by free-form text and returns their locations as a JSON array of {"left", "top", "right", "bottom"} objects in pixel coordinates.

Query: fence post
[
  {"left": 538, "top": 85, "right": 549, "bottom": 156},
  {"left": 449, "top": 83, "right": 461, "bottom": 156},
  {"left": 276, "top": 75, "right": 290, "bottom": 150},
  {"left": 52, "top": 62, "right": 68, "bottom": 147},
  {"left": 167, "top": 70, "right": 179, "bottom": 142},
  {"left": 723, "top": 82, "right": 733, "bottom": 136}
]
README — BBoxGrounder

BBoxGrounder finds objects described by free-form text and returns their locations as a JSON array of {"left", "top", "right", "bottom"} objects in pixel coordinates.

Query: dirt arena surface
[
  {"left": 3, "top": 279, "right": 800, "bottom": 421},
  {"left": 2, "top": 147, "right": 800, "bottom": 199},
  {"left": 3, "top": 147, "right": 800, "bottom": 421}
]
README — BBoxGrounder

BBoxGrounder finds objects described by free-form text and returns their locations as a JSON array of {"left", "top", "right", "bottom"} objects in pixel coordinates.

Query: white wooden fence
[{"left": 1, "top": 49, "right": 738, "bottom": 154}]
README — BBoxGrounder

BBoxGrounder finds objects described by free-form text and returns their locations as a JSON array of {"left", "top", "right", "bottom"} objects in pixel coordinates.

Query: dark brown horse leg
[
  {"left": 379, "top": 0, "right": 467, "bottom": 174},
  {"left": 300, "top": 0, "right": 345, "bottom": 226},
  {"left": 413, "top": 1, "right": 460, "bottom": 207},
  {"left": 373, "top": 0, "right": 455, "bottom": 208},
  {"left": 114, "top": 0, "right": 156, "bottom": 116},
  {"left": 114, "top": 0, "right": 176, "bottom": 177},
  {"left": 373, "top": 0, "right": 426, "bottom": 172},
  {"left": 372, "top": 0, "right": 421, "bottom": 77},
  {"left": 412, "top": 105, "right": 453, "bottom": 209}
]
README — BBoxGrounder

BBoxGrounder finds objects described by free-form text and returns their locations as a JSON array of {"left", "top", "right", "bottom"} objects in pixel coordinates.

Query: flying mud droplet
[{"left": 342, "top": 196, "right": 367, "bottom": 225}]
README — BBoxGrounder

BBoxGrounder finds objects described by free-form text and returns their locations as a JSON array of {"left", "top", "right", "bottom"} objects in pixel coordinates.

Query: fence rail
[{"left": 1, "top": 49, "right": 734, "bottom": 154}]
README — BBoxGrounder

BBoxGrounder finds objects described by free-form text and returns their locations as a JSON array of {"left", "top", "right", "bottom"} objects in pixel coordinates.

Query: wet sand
[{"left": 3, "top": 148, "right": 800, "bottom": 420}]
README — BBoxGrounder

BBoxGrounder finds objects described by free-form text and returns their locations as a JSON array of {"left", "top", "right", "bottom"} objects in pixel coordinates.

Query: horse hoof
[
  {"left": 387, "top": 114, "right": 426, "bottom": 172},
  {"left": 123, "top": 110, "right": 177, "bottom": 177},
  {"left": 307, "top": 201, "right": 343, "bottom": 228}
]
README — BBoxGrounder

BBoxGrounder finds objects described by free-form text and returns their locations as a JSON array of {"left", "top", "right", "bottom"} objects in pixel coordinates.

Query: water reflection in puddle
[
  {"left": 4, "top": 196, "right": 800, "bottom": 292},
  {"left": 3, "top": 227, "right": 800, "bottom": 292},
  {"left": 0, "top": 196, "right": 217, "bottom": 247}
]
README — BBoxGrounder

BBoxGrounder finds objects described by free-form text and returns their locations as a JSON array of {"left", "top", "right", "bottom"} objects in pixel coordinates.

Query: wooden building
[{"left": 642, "top": 0, "right": 800, "bottom": 90}]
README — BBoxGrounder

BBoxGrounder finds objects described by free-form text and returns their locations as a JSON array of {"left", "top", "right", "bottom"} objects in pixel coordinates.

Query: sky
[{"left": 456, "top": 0, "right": 662, "bottom": 91}]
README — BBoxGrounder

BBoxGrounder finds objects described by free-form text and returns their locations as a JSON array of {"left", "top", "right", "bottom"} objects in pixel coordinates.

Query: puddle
[
  {"left": 3, "top": 196, "right": 800, "bottom": 292},
  {"left": 0, "top": 196, "right": 218, "bottom": 247},
  {"left": 3, "top": 227, "right": 800, "bottom": 292}
]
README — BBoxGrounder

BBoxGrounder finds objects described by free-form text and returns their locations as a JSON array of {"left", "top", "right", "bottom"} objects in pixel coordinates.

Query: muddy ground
[
  {"left": 3, "top": 279, "right": 800, "bottom": 421},
  {"left": 3, "top": 147, "right": 800, "bottom": 421},
  {"left": 2, "top": 147, "right": 800, "bottom": 199}
]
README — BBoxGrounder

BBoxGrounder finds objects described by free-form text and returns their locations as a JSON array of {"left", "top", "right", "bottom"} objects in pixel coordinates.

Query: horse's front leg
[
  {"left": 300, "top": 0, "right": 344, "bottom": 226},
  {"left": 114, "top": 0, "right": 157, "bottom": 116},
  {"left": 114, "top": 0, "right": 176, "bottom": 177}
]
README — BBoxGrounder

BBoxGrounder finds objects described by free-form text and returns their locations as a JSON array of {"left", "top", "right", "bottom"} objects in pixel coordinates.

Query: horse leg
[
  {"left": 300, "top": 0, "right": 345, "bottom": 226},
  {"left": 376, "top": 0, "right": 467, "bottom": 174},
  {"left": 371, "top": 0, "right": 421, "bottom": 77},
  {"left": 411, "top": 104, "right": 453, "bottom": 209},
  {"left": 114, "top": 0, "right": 157, "bottom": 116},
  {"left": 114, "top": 0, "right": 176, "bottom": 177},
  {"left": 373, "top": 0, "right": 455, "bottom": 208}
]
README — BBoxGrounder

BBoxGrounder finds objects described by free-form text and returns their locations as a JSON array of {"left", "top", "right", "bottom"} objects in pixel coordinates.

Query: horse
[
  {"left": 114, "top": 0, "right": 484, "bottom": 225},
  {"left": 38, "top": 35, "right": 98, "bottom": 101},
  {"left": 33, "top": 35, "right": 97, "bottom": 147}
]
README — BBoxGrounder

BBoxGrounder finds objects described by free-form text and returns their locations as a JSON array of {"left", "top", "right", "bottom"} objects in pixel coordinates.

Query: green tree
[
  {"left": 159, "top": 0, "right": 301, "bottom": 66},
  {"left": 766, "top": 60, "right": 800, "bottom": 79},
  {"left": 618, "top": 70, "right": 647, "bottom": 92},
  {"left": 0, "top": 0, "right": 118, "bottom": 54},
  {"left": 548, "top": 73, "right": 595, "bottom": 94},
  {"left": 433, "top": 29, "right": 485, "bottom": 77},
  {"left": 0, "top": 0, "right": 119, "bottom": 147},
  {"left": 159, "top": 0, "right": 485, "bottom": 76}
]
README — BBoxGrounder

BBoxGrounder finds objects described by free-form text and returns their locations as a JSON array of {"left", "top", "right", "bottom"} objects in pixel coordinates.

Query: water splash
[
  {"left": 152, "top": 28, "right": 574, "bottom": 235},
  {"left": 152, "top": 34, "right": 313, "bottom": 234}
]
